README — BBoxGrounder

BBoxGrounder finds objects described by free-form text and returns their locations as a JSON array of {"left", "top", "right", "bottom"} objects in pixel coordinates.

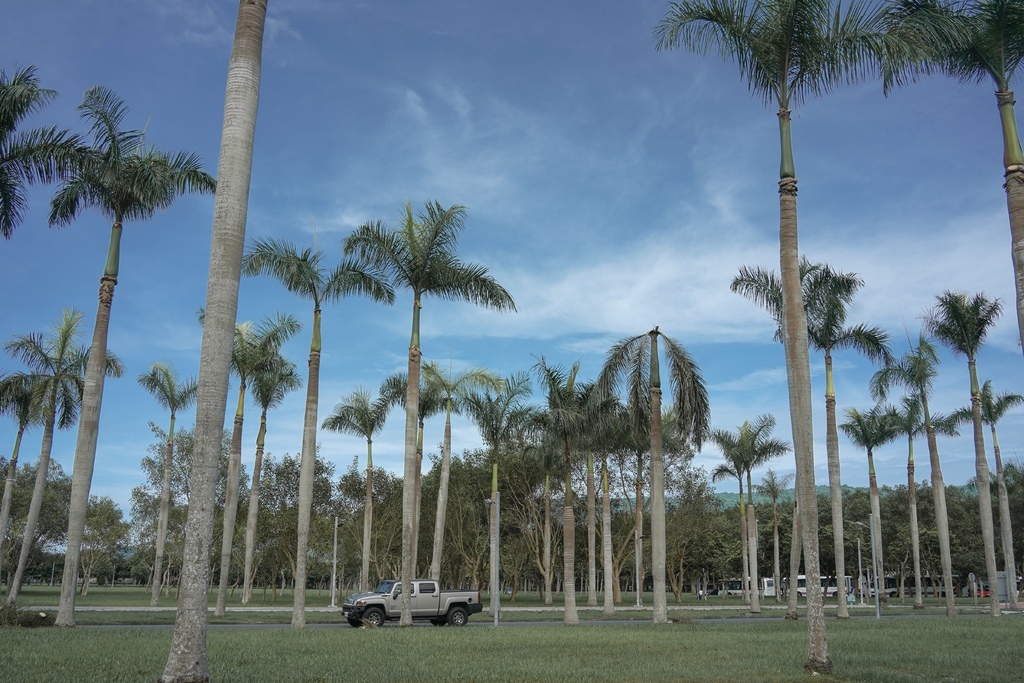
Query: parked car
[{"left": 342, "top": 579, "right": 483, "bottom": 627}]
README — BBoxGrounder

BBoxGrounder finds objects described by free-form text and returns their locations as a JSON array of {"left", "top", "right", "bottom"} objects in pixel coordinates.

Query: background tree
[
  {"left": 242, "top": 237, "right": 392, "bottom": 628},
  {"left": 137, "top": 362, "right": 197, "bottom": 607},
  {"left": 925, "top": 291, "right": 1003, "bottom": 616},
  {"left": 0, "top": 373, "right": 40, "bottom": 578},
  {"left": 345, "top": 200, "right": 515, "bottom": 625},
  {"left": 758, "top": 469, "right": 794, "bottom": 604},
  {"left": 0, "top": 65, "right": 82, "bottom": 239},
  {"left": 161, "top": 2, "right": 269, "bottom": 678},
  {"left": 52, "top": 85, "right": 215, "bottom": 627},
  {"left": 322, "top": 385, "right": 392, "bottom": 592},
  {"left": 78, "top": 496, "right": 128, "bottom": 596},
  {"left": 890, "top": 395, "right": 928, "bottom": 609}
]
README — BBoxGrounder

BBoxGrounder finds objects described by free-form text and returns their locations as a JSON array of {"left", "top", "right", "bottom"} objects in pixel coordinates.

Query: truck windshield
[{"left": 374, "top": 580, "right": 395, "bottom": 594}]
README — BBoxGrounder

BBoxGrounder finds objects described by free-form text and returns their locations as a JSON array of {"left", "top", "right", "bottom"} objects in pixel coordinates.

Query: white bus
[{"left": 790, "top": 575, "right": 853, "bottom": 598}]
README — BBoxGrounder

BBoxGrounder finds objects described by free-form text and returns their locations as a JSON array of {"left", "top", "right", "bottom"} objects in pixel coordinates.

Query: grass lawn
[{"left": 1, "top": 616, "right": 1021, "bottom": 682}]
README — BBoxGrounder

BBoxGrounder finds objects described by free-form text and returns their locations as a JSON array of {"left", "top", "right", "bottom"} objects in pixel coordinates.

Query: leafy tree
[
  {"left": 241, "top": 353, "right": 301, "bottom": 604},
  {"left": 925, "top": 291, "right": 1004, "bottom": 616},
  {"left": 161, "top": 2, "right": 268, "bottom": 678},
  {"left": 0, "top": 373, "right": 41, "bottom": 577},
  {"left": 78, "top": 496, "right": 128, "bottom": 596},
  {"left": 321, "top": 384, "right": 392, "bottom": 591},
  {"left": 345, "top": 201, "right": 515, "bottom": 625},
  {"left": 0, "top": 459, "right": 72, "bottom": 590},
  {"left": 137, "top": 362, "right": 197, "bottom": 607},
  {"left": 52, "top": 85, "right": 215, "bottom": 626},
  {"left": 757, "top": 469, "right": 794, "bottom": 604},
  {"left": 243, "top": 237, "right": 392, "bottom": 628},
  {"left": 0, "top": 65, "right": 83, "bottom": 239}
]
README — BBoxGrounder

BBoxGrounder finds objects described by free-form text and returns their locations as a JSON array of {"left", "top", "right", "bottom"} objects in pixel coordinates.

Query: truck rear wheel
[
  {"left": 446, "top": 606, "right": 468, "bottom": 627},
  {"left": 363, "top": 608, "right": 385, "bottom": 628}
]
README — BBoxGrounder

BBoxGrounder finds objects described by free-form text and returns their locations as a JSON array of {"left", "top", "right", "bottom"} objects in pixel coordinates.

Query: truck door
[{"left": 412, "top": 581, "right": 441, "bottom": 617}]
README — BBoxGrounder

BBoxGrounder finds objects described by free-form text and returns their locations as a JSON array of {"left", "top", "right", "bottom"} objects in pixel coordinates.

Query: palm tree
[
  {"left": 421, "top": 361, "right": 502, "bottom": 583},
  {"left": 321, "top": 385, "right": 393, "bottom": 591},
  {"left": 161, "top": 2, "right": 268, "bottom": 678},
  {"left": 241, "top": 353, "right": 301, "bottom": 605},
  {"left": 242, "top": 237, "right": 393, "bottom": 628},
  {"left": 2, "top": 309, "right": 122, "bottom": 611},
  {"left": 711, "top": 416, "right": 790, "bottom": 614},
  {"left": 0, "top": 65, "right": 83, "bottom": 239},
  {"left": 871, "top": 335, "right": 957, "bottom": 616},
  {"left": 732, "top": 261, "right": 891, "bottom": 618},
  {"left": 522, "top": 425, "right": 560, "bottom": 606},
  {"left": 952, "top": 380, "right": 1023, "bottom": 609},
  {"left": 655, "top": 1, "right": 895, "bottom": 666},
  {"left": 757, "top": 469, "right": 794, "bottom": 605},
  {"left": 924, "top": 291, "right": 1003, "bottom": 616},
  {"left": 137, "top": 362, "right": 198, "bottom": 607},
  {"left": 841, "top": 404, "right": 899, "bottom": 605},
  {"left": 533, "top": 358, "right": 591, "bottom": 625},
  {"left": 215, "top": 313, "right": 299, "bottom": 617},
  {"left": 711, "top": 442, "right": 749, "bottom": 604},
  {"left": 597, "top": 327, "right": 709, "bottom": 623},
  {"left": 0, "top": 373, "right": 41, "bottom": 578},
  {"left": 52, "top": 86, "right": 215, "bottom": 626},
  {"left": 890, "top": 396, "right": 927, "bottom": 609},
  {"left": 344, "top": 201, "right": 515, "bottom": 626}
]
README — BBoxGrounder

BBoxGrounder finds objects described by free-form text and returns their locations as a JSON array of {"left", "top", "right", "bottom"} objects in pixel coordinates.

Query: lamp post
[
  {"left": 854, "top": 519, "right": 880, "bottom": 619},
  {"left": 486, "top": 494, "right": 500, "bottom": 626},
  {"left": 330, "top": 514, "right": 339, "bottom": 608},
  {"left": 856, "top": 535, "right": 866, "bottom": 607}
]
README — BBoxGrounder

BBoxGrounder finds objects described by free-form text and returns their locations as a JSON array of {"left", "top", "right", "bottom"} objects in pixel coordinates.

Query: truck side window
[{"left": 421, "top": 582, "right": 436, "bottom": 595}]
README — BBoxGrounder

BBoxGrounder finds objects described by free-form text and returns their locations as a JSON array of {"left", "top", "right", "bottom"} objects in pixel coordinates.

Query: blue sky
[{"left": 2, "top": 0, "right": 1023, "bottom": 517}]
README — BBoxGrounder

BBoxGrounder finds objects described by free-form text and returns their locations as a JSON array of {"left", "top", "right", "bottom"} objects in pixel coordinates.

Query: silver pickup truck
[{"left": 342, "top": 579, "right": 483, "bottom": 627}]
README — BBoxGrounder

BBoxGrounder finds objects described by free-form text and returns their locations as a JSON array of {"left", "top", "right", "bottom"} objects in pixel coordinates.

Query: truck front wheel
[
  {"left": 363, "top": 608, "right": 385, "bottom": 628},
  {"left": 447, "top": 607, "right": 468, "bottom": 627}
]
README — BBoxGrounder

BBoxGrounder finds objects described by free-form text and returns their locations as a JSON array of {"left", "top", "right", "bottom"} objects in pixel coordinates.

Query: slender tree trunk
[
  {"left": 777, "top": 130, "right": 830, "bottom": 671},
  {"left": 996, "top": 90, "right": 1024, "bottom": 356},
  {"left": 362, "top": 445, "right": 374, "bottom": 592},
  {"left": 923, "top": 396, "right": 956, "bottom": 617},
  {"left": 991, "top": 426, "right": 1019, "bottom": 609},
  {"left": 786, "top": 496, "right": 801, "bottom": 620},
  {"left": 601, "top": 455, "right": 614, "bottom": 616},
  {"left": 868, "top": 450, "right": 885, "bottom": 607},
  {"left": 0, "top": 428, "right": 24, "bottom": 581},
  {"left": 634, "top": 456, "right": 643, "bottom": 607},
  {"left": 429, "top": 410, "right": 453, "bottom": 582},
  {"left": 650, "top": 381, "right": 667, "bottom": 623},
  {"left": 543, "top": 474, "right": 552, "bottom": 605},
  {"left": 967, "top": 361, "right": 1000, "bottom": 617},
  {"left": 562, "top": 461, "right": 578, "bottom": 625},
  {"left": 241, "top": 411, "right": 267, "bottom": 605},
  {"left": 151, "top": 419, "right": 176, "bottom": 607},
  {"left": 772, "top": 502, "right": 781, "bottom": 604},
  {"left": 824, "top": 354, "right": 849, "bottom": 618},
  {"left": 160, "top": 2, "right": 266, "bottom": 677},
  {"left": 216, "top": 399, "right": 246, "bottom": 617},
  {"left": 489, "top": 460, "right": 497, "bottom": 616},
  {"left": 411, "top": 424, "right": 423, "bottom": 573},
  {"left": 400, "top": 298, "right": 422, "bottom": 627},
  {"left": 58, "top": 226, "right": 121, "bottom": 627},
  {"left": 586, "top": 451, "right": 597, "bottom": 607},
  {"left": 746, "top": 502, "right": 760, "bottom": 613},
  {"left": 6, "top": 412, "right": 56, "bottom": 606},
  {"left": 739, "top": 503, "right": 749, "bottom": 605},
  {"left": 291, "top": 340, "right": 321, "bottom": 629},
  {"left": 908, "top": 439, "right": 924, "bottom": 610}
]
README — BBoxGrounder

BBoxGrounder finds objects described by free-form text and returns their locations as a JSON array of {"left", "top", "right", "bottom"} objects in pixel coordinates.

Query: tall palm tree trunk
[
  {"left": 997, "top": 90, "right": 1024, "bottom": 355},
  {"left": 786, "top": 496, "right": 802, "bottom": 620},
  {"left": 399, "top": 305, "right": 422, "bottom": 627},
  {"left": 868, "top": 450, "right": 885, "bottom": 606},
  {"left": 586, "top": 452, "right": 597, "bottom": 607},
  {"left": 746, "top": 503, "right": 760, "bottom": 613},
  {"left": 216, "top": 403, "right": 246, "bottom": 616},
  {"left": 740, "top": 504, "right": 750, "bottom": 605},
  {"left": 363, "top": 444, "right": 374, "bottom": 591},
  {"left": 923, "top": 400, "right": 956, "bottom": 617},
  {"left": 241, "top": 411, "right": 267, "bottom": 604},
  {"left": 601, "top": 455, "right": 614, "bottom": 616},
  {"left": 489, "top": 460, "right": 498, "bottom": 616},
  {"left": 562, "top": 461, "right": 578, "bottom": 625},
  {"left": 991, "top": 427, "right": 1019, "bottom": 609},
  {"left": 772, "top": 502, "right": 781, "bottom": 604},
  {"left": 650, "top": 383, "right": 667, "bottom": 623},
  {"left": 151, "top": 422, "right": 176, "bottom": 606},
  {"left": 57, "top": 240, "right": 119, "bottom": 627},
  {"left": 0, "top": 427, "right": 25, "bottom": 581},
  {"left": 968, "top": 365, "right": 1000, "bottom": 617},
  {"left": 6, "top": 411, "right": 56, "bottom": 606},
  {"left": 412, "top": 433, "right": 423, "bottom": 574},
  {"left": 291, "top": 344, "right": 320, "bottom": 629},
  {"left": 543, "top": 474, "right": 552, "bottom": 605},
  {"left": 824, "top": 354, "right": 849, "bottom": 618},
  {"left": 429, "top": 414, "right": 452, "bottom": 582},
  {"left": 634, "top": 459, "right": 643, "bottom": 607},
  {"left": 907, "top": 441, "right": 924, "bottom": 610},
  {"left": 161, "top": 4, "right": 266, "bottom": 678},
  {"left": 778, "top": 150, "right": 830, "bottom": 671}
]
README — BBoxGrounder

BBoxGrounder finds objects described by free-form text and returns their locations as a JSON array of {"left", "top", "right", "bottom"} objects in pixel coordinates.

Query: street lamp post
[
  {"left": 331, "top": 514, "right": 339, "bottom": 608},
  {"left": 486, "top": 494, "right": 501, "bottom": 626},
  {"left": 856, "top": 535, "right": 866, "bottom": 607}
]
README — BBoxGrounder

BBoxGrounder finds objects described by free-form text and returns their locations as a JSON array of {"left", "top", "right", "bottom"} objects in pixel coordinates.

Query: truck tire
[
  {"left": 446, "top": 606, "right": 468, "bottom": 627},
  {"left": 363, "top": 608, "right": 385, "bottom": 628}
]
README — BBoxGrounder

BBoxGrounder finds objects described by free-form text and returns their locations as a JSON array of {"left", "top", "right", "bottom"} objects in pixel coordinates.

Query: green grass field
[{"left": 1, "top": 616, "right": 1021, "bottom": 682}]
